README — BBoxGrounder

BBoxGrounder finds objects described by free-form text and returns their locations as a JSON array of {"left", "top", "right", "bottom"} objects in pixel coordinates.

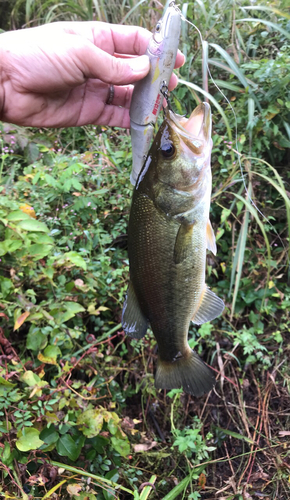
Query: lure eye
[
  {"left": 161, "top": 143, "right": 176, "bottom": 158},
  {"left": 155, "top": 22, "right": 161, "bottom": 33}
]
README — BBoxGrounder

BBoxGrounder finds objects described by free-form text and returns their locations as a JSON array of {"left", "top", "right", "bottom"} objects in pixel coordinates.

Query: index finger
[{"left": 97, "top": 23, "right": 185, "bottom": 68}]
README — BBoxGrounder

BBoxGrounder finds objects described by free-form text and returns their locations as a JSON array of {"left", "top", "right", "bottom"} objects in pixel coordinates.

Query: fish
[{"left": 122, "top": 102, "right": 225, "bottom": 396}]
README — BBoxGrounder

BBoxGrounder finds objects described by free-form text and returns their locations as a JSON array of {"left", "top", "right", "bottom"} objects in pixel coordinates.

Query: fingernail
[{"left": 128, "top": 55, "right": 150, "bottom": 75}]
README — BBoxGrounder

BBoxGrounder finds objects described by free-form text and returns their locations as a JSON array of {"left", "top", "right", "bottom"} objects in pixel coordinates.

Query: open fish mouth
[{"left": 167, "top": 102, "right": 212, "bottom": 152}]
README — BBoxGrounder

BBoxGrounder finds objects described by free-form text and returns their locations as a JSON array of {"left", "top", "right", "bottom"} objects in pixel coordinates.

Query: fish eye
[{"left": 161, "top": 143, "right": 176, "bottom": 158}]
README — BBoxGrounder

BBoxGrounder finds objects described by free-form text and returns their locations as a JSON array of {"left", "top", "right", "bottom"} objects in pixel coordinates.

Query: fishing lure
[{"left": 129, "top": 1, "right": 181, "bottom": 185}]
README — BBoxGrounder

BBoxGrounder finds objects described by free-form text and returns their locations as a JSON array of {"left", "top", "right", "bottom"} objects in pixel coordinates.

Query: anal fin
[
  {"left": 192, "top": 285, "right": 224, "bottom": 324},
  {"left": 122, "top": 281, "right": 148, "bottom": 339}
]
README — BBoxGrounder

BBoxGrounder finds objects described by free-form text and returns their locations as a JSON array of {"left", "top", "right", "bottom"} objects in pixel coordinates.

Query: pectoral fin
[
  {"left": 206, "top": 220, "right": 217, "bottom": 255},
  {"left": 122, "top": 281, "right": 148, "bottom": 339},
  {"left": 192, "top": 285, "right": 224, "bottom": 324},
  {"left": 173, "top": 222, "right": 195, "bottom": 264}
]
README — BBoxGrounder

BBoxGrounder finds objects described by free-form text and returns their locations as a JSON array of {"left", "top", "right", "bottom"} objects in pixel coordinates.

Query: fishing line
[{"left": 177, "top": 10, "right": 288, "bottom": 261}]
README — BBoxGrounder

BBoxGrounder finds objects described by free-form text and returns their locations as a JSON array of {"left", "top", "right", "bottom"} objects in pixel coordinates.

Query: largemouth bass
[{"left": 122, "top": 102, "right": 224, "bottom": 396}]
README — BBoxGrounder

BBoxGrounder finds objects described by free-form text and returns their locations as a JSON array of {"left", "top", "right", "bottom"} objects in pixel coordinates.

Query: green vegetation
[{"left": 0, "top": 0, "right": 290, "bottom": 499}]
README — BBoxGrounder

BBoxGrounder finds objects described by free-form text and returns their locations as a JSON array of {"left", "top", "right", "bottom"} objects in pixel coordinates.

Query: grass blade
[
  {"left": 229, "top": 184, "right": 251, "bottom": 317},
  {"left": 229, "top": 188, "right": 272, "bottom": 316},
  {"left": 236, "top": 18, "right": 290, "bottom": 40},
  {"left": 178, "top": 78, "right": 233, "bottom": 145},
  {"left": 214, "top": 426, "right": 254, "bottom": 444},
  {"left": 202, "top": 40, "right": 209, "bottom": 97},
  {"left": 211, "top": 79, "right": 243, "bottom": 92},
  {"left": 242, "top": 6, "right": 290, "bottom": 21},
  {"left": 209, "top": 43, "right": 262, "bottom": 111},
  {"left": 120, "top": 0, "right": 147, "bottom": 24},
  {"left": 162, "top": 465, "right": 206, "bottom": 500},
  {"left": 208, "top": 58, "right": 257, "bottom": 87},
  {"left": 139, "top": 475, "right": 157, "bottom": 500},
  {"left": 49, "top": 460, "right": 134, "bottom": 495},
  {"left": 194, "top": 0, "right": 207, "bottom": 20}
]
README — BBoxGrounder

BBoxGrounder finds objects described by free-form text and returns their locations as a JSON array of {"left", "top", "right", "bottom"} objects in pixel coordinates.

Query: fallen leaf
[
  {"left": 67, "top": 483, "right": 82, "bottom": 496},
  {"left": 198, "top": 473, "right": 206, "bottom": 490},
  {"left": 133, "top": 441, "right": 157, "bottom": 453},
  {"left": 279, "top": 431, "right": 290, "bottom": 436}
]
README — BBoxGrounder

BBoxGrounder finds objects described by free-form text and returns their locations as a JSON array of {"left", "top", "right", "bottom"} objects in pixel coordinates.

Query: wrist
[
  {"left": 0, "top": 34, "right": 10, "bottom": 123},
  {"left": 0, "top": 39, "right": 5, "bottom": 122}
]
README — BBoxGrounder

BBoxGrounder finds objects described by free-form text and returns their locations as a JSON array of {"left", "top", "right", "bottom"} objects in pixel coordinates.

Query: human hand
[{"left": 0, "top": 22, "right": 185, "bottom": 128}]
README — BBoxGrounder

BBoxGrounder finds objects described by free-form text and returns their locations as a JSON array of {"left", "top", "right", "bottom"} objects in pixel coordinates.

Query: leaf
[
  {"left": 77, "top": 409, "right": 104, "bottom": 438},
  {"left": 64, "top": 251, "right": 87, "bottom": 271},
  {"left": 56, "top": 301, "right": 85, "bottom": 324},
  {"left": 37, "top": 345, "right": 61, "bottom": 365},
  {"left": 26, "top": 327, "right": 48, "bottom": 352},
  {"left": 0, "top": 376, "right": 16, "bottom": 388},
  {"left": 56, "top": 434, "right": 80, "bottom": 461},
  {"left": 16, "top": 428, "right": 44, "bottom": 452},
  {"left": 28, "top": 243, "right": 53, "bottom": 259},
  {"left": 103, "top": 469, "right": 120, "bottom": 500},
  {"left": 14, "top": 311, "right": 30, "bottom": 331},
  {"left": 21, "top": 370, "right": 47, "bottom": 388},
  {"left": 7, "top": 210, "right": 31, "bottom": 221},
  {"left": 111, "top": 436, "right": 130, "bottom": 457},
  {"left": 40, "top": 425, "right": 59, "bottom": 447},
  {"left": 17, "top": 219, "right": 49, "bottom": 232}
]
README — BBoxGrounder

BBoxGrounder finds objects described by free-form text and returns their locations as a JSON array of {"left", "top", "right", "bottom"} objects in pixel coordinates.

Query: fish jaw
[{"left": 147, "top": 103, "right": 213, "bottom": 194}]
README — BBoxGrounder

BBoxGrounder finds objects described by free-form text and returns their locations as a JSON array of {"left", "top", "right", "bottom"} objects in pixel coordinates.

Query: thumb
[{"left": 81, "top": 45, "right": 150, "bottom": 85}]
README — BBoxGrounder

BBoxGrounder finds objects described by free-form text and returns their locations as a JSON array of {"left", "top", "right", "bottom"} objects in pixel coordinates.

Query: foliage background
[{"left": 0, "top": 0, "right": 289, "bottom": 499}]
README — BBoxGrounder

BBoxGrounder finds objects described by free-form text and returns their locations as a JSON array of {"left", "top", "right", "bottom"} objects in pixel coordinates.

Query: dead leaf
[
  {"left": 67, "top": 483, "right": 82, "bottom": 496},
  {"left": 133, "top": 441, "right": 157, "bottom": 453},
  {"left": 14, "top": 311, "right": 30, "bottom": 331},
  {"left": 198, "top": 473, "right": 206, "bottom": 490},
  {"left": 20, "top": 204, "right": 36, "bottom": 219},
  {"left": 0, "top": 313, "right": 9, "bottom": 321}
]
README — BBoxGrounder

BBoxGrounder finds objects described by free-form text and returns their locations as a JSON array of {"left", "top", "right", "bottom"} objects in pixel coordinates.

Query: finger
[
  {"left": 168, "top": 73, "right": 178, "bottom": 91},
  {"left": 174, "top": 49, "right": 186, "bottom": 69},
  {"left": 94, "top": 105, "right": 131, "bottom": 129},
  {"left": 98, "top": 24, "right": 152, "bottom": 56},
  {"left": 78, "top": 42, "right": 150, "bottom": 85},
  {"left": 108, "top": 84, "right": 134, "bottom": 109}
]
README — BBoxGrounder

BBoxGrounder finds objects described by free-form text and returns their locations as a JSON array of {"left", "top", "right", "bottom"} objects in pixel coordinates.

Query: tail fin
[{"left": 155, "top": 350, "right": 215, "bottom": 397}]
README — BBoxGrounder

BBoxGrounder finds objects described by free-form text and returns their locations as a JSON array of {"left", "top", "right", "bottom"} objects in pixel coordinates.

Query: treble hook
[
  {"left": 160, "top": 81, "right": 173, "bottom": 113},
  {"left": 160, "top": 80, "right": 189, "bottom": 117}
]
